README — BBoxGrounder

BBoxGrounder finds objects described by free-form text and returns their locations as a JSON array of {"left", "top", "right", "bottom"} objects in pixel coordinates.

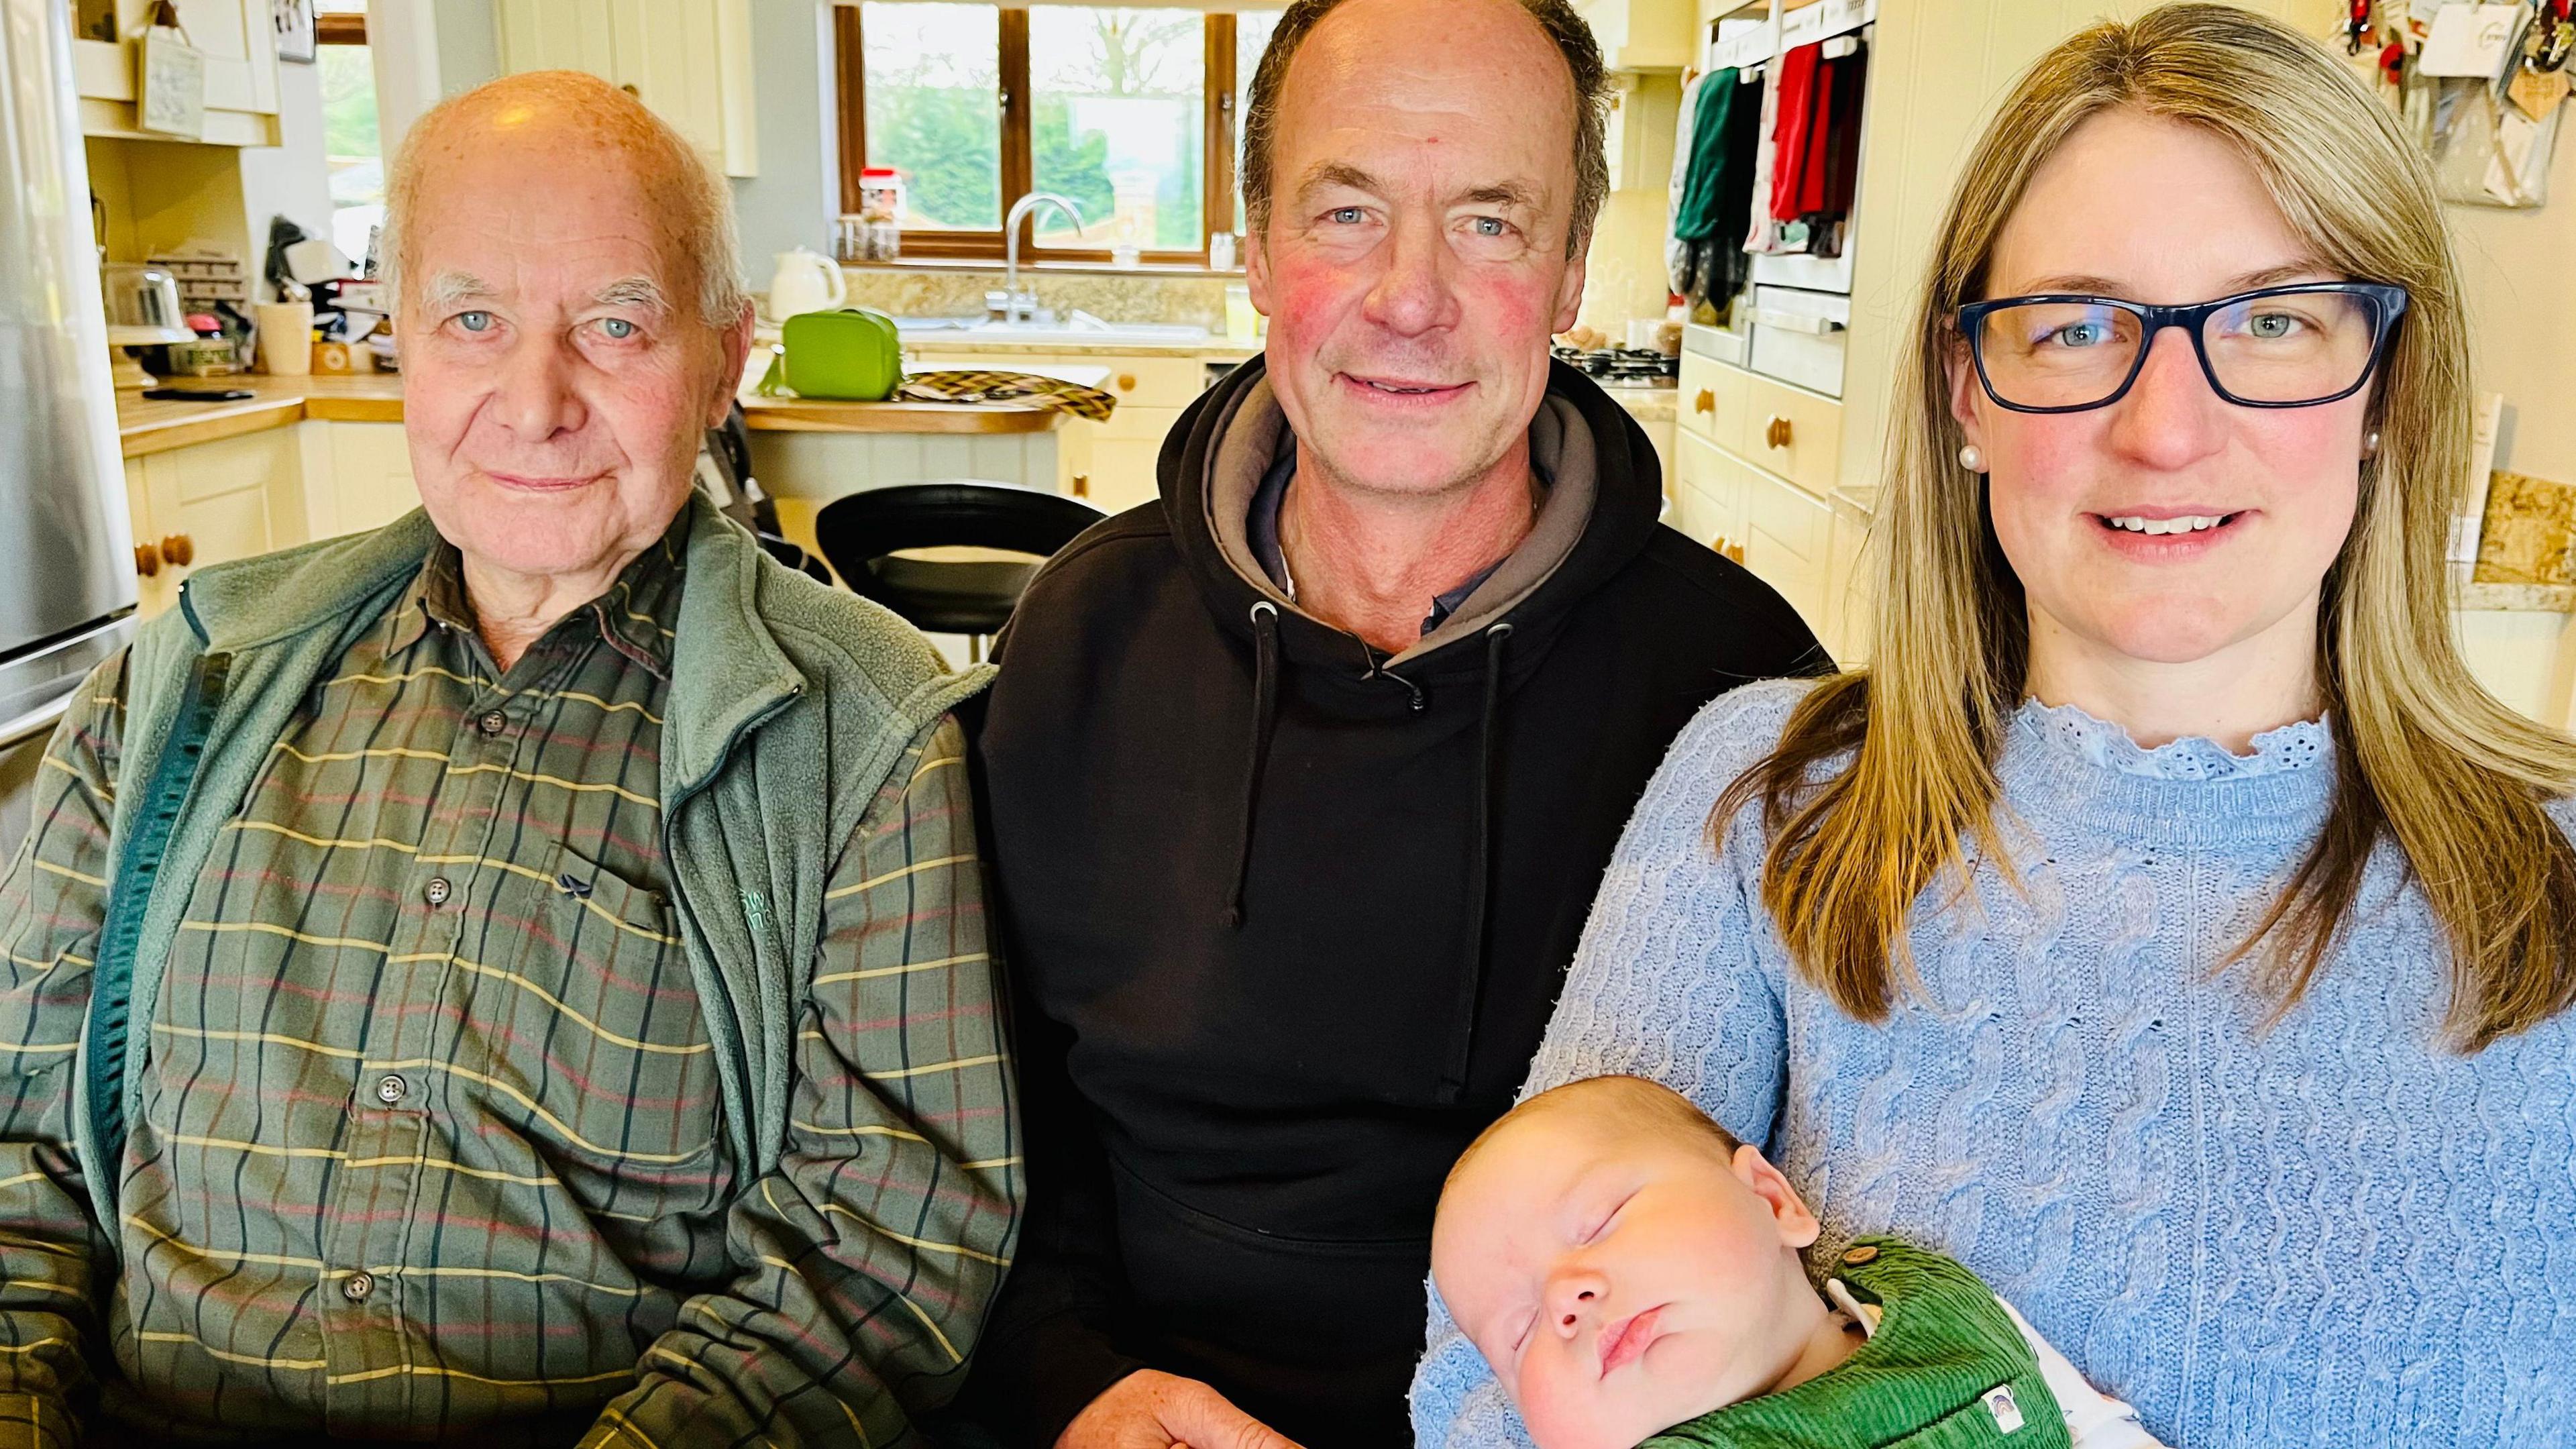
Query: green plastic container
[{"left": 781, "top": 306, "right": 904, "bottom": 401}]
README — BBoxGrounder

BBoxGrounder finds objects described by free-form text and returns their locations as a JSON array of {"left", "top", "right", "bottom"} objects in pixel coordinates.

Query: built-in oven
[{"left": 0, "top": 0, "right": 137, "bottom": 752}]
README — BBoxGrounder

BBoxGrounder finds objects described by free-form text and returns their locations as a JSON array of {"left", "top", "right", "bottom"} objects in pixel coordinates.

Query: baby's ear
[{"left": 1731, "top": 1144, "right": 1823, "bottom": 1250}]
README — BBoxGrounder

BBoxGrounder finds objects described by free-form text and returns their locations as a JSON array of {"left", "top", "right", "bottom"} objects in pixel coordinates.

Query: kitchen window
[
  {"left": 316, "top": 0, "right": 380, "bottom": 266},
  {"left": 835, "top": 3, "right": 1281, "bottom": 267}
]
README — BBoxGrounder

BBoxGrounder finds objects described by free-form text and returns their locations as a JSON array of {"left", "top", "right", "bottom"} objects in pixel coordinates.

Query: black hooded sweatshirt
[{"left": 959, "top": 356, "right": 1825, "bottom": 1446}]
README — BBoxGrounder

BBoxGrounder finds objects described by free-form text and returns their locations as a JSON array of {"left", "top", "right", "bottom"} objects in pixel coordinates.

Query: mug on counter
[{"left": 255, "top": 301, "right": 315, "bottom": 376}]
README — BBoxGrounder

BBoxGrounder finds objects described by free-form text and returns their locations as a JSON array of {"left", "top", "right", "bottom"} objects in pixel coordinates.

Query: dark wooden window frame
[{"left": 836, "top": 4, "right": 1243, "bottom": 268}]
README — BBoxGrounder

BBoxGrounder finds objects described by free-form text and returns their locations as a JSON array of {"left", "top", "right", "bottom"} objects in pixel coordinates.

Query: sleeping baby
[{"left": 1430, "top": 1076, "right": 2165, "bottom": 1449}]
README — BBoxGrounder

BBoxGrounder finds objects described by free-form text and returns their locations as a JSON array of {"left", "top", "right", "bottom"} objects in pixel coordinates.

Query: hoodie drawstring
[
  {"left": 1221, "top": 601, "right": 1283, "bottom": 929},
  {"left": 1438, "top": 622, "right": 1513, "bottom": 1097}
]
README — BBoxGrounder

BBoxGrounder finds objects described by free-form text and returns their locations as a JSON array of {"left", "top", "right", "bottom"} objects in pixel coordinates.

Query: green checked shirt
[{"left": 0, "top": 522, "right": 1016, "bottom": 1446}]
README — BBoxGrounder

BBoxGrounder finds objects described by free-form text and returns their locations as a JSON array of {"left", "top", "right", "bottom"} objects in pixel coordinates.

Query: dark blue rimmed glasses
[{"left": 1955, "top": 282, "right": 2409, "bottom": 414}]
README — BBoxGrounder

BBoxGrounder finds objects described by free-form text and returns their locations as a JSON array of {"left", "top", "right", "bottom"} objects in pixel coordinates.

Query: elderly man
[
  {"left": 0, "top": 74, "right": 1015, "bottom": 1446},
  {"left": 961, "top": 2, "right": 1823, "bottom": 1446}
]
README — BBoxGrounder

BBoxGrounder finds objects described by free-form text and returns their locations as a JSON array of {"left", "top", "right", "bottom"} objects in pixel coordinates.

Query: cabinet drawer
[
  {"left": 1739, "top": 464, "right": 1833, "bottom": 634},
  {"left": 1670, "top": 430, "right": 1746, "bottom": 557},
  {"left": 1823, "top": 496, "right": 1874, "bottom": 665},
  {"left": 1081, "top": 434, "right": 1169, "bottom": 514},
  {"left": 1094, "top": 402, "right": 1183, "bottom": 443},
  {"left": 1098, "top": 358, "right": 1208, "bottom": 410},
  {"left": 1742, "top": 376, "right": 1842, "bottom": 498},
  {"left": 1677, "top": 350, "right": 1751, "bottom": 450}
]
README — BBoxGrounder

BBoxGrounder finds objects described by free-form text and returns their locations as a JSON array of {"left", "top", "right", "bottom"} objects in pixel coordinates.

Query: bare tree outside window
[{"left": 1031, "top": 7, "right": 1203, "bottom": 251}]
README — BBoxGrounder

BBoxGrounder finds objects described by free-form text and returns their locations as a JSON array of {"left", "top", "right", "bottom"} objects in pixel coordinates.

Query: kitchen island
[{"left": 112, "top": 372, "right": 1086, "bottom": 619}]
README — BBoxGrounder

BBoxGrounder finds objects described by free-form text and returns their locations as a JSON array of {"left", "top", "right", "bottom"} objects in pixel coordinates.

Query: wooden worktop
[
  {"left": 117, "top": 372, "right": 1074, "bottom": 459},
  {"left": 116, "top": 375, "right": 407, "bottom": 457}
]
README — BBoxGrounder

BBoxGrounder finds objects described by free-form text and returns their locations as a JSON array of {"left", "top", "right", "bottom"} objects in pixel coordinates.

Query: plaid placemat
[{"left": 896, "top": 369, "right": 1121, "bottom": 421}]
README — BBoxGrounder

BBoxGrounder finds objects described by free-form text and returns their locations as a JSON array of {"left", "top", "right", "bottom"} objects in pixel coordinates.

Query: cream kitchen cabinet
[
  {"left": 1603, "top": 72, "right": 1681, "bottom": 193},
  {"left": 1670, "top": 335, "right": 1846, "bottom": 643},
  {"left": 123, "top": 427, "right": 305, "bottom": 619},
  {"left": 1669, "top": 427, "right": 1744, "bottom": 561},
  {"left": 1737, "top": 458, "right": 1833, "bottom": 639},
  {"left": 1820, "top": 488, "right": 1875, "bottom": 665},
  {"left": 297, "top": 421, "right": 421, "bottom": 541},
  {"left": 494, "top": 0, "right": 760, "bottom": 177},
  {"left": 73, "top": 0, "right": 281, "bottom": 146},
  {"left": 1573, "top": 0, "right": 1696, "bottom": 71},
  {"left": 909, "top": 351, "right": 1218, "bottom": 512}
]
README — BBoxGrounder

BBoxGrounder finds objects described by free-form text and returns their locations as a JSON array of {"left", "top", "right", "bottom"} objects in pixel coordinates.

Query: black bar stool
[{"left": 812, "top": 482, "right": 1108, "bottom": 660}]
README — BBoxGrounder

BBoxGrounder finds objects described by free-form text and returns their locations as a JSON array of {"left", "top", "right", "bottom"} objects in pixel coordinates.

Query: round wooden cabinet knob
[
  {"left": 1117, "top": 374, "right": 1138, "bottom": 392},
  {"left": 134, "top": 541, "right": 162, "bottom": 577},
  {"left": 1071, "top": 474, "right": 1091, "bottom": 498},
  {"left": 1695, "top": 389, "right": 1715, "bottom": 415},
  {"left": 1764, "top": 415, "right": 1793, "bottom": 449},
  {"left": 160, "top": 534, "right": 195, "bottom": 567}
]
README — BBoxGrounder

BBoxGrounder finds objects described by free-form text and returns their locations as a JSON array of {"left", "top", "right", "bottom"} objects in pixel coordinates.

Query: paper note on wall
[
  {"left": 2451, "top": 391, "right": 2506, "bottom": 565},
  {"left": 136, "top": 21, "right": 206, "bottom": 139},
  {"left": 2418, "top": 4, "right": 2523, "bottom": 79}
]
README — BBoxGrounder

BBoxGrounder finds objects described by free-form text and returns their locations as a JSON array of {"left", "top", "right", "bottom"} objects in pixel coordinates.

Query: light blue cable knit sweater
[{"left": 1409, "top": 679, "right": 2576, "bottom": 1448}]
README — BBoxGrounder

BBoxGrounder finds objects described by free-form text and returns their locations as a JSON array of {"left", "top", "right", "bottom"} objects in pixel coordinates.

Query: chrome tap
[{"left": 1002, "top": 192, "right": 1085, "bottom": 323}]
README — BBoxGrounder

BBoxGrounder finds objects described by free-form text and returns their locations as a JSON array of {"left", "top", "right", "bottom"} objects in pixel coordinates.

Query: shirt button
[
  {"left": 478, "top": 710, "right": 508, "bottom": 736},
  {"left": 341, "top": 1271, "right": 374, "bottom": 1302},
  {"left": 374, "top": 1074, "right": 408, "bottom": 1106},
  {"left": 423, "top": 877, "right": 451, "bottom": 907}
]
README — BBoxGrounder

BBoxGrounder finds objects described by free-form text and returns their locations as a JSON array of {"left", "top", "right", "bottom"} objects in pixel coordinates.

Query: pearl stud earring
[
  {"left": 2363, "top": 430, "right": 2382, "bottom": 458},
  {"left": 1957, "top": 444, "right": 1986, "bottom": 472}
]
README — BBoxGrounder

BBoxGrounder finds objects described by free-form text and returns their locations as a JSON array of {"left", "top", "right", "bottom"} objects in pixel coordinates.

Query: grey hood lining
[{"left": 1199, "top": 380, "right": 1597, "bottom": 667}]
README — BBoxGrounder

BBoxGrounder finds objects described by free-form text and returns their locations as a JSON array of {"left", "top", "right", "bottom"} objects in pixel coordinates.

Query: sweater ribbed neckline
[{"left": 2000, "top": 698, "right": 2334, "bottom": 849}]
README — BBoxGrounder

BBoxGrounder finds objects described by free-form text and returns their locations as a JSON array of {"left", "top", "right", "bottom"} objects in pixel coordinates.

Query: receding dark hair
[{"left": 1240, "top": 0, "right": 1611, "bottom": 258}]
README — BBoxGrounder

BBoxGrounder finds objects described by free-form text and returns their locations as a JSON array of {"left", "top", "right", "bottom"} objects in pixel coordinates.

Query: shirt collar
[
  {"left": 1246, "top": 430, "right": 1545, "bottom": 639},
  {"left": 391, "top": 512, "right": 690, "bottom": 678}
]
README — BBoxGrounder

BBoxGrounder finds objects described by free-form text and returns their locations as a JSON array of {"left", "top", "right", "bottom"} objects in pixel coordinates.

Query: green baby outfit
[{"left": 1641, "top": 1240, "right": 2070, "bottom": 1449}]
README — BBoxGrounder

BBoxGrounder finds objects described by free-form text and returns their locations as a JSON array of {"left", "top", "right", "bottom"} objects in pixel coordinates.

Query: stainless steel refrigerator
[{"left": 0, "top": 0, "right": 136, "bottom": 753}]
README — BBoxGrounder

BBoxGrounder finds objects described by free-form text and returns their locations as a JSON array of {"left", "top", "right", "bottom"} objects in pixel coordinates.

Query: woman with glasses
[{"left": 1410, "top": 6, "right": 2576, "bottom": 1446}]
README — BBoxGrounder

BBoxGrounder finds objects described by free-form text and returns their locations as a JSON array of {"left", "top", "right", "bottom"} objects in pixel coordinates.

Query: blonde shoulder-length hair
[{"left": 1718, "top": 2, "right": 2576, "bottom": 1051}]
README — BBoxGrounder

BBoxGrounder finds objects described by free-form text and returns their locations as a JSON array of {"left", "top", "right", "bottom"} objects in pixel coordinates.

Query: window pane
[
  {"left": 1030, "top": 7, "right": 1204, "bottom": 252},
  {"left": 319, "top": 44, "right": 383, "bottom": 266},
  {"left": 1235, "top": 9, "right": 1283, "bottom": 234},
  {"left": 864, "top": 3, "right": 1003, "bottom": 231}
]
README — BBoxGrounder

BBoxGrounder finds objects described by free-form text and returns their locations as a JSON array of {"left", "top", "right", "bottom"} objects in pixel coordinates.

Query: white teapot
[{"left": 766, "top": 247, "right": 847, "bottom": 321}]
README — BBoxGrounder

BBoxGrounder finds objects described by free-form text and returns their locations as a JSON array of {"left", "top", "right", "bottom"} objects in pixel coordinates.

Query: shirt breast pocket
[
  {"left": 1873, "top": 1379, "right": 2068, "bottom": 1449},
  {"left": 464, "top": 844, "right": 722, "bottom": 1191}
]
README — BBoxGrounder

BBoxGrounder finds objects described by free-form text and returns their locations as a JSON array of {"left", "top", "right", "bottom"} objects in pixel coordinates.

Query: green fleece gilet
[
  {"left": 71, "top": 497, "right": 990, "bottom": 1242},
  {"left": 1642, "top": 1240, "right": 2070, "bottom": 1449}
]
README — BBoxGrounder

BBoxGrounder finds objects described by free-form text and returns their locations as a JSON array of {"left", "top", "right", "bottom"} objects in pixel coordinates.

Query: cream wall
[
  {"left": 2440, "top": 107, "right": 2576, "bottom": 486},
  {"left": 1579, "top": 71, "right": 1689, "bottom": 334}
]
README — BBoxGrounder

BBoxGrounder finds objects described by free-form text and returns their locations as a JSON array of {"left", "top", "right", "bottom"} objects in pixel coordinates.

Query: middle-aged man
[
  {"left": 0, "top": 74, "right": 1016, "bottom": 1446},
  {"left": 961, "top": 1, "right": 1825, "bottom": 1445}
]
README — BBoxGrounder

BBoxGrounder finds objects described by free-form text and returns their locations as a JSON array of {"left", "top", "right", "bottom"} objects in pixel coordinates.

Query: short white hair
[{"left": 380, "top": 71, "right": 747, "bottom": 328}]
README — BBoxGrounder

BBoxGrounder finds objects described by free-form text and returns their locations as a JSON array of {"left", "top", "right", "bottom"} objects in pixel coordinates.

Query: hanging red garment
[{"left": 1766, "top": 42, "right": 1832, "bottom": 222}]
